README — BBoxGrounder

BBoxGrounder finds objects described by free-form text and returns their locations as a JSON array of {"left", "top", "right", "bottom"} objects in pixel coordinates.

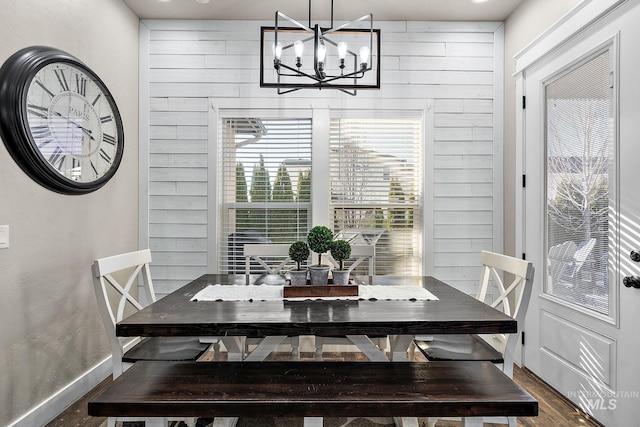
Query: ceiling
[{"left": 121, "top": 0, "right": 525, "bottom": 22}]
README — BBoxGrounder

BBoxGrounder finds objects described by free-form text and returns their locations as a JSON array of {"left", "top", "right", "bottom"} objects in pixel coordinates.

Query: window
[
  {"left": 218, "top": 111, "right": 424, "bottom": 276},
  {"left": 219, "top": 117, "right": 312, "bottom": 273},
  {"left": 329, "top": 114, "right": 423, "bottom": 276},
  {"left": 545, "top": 49, "right": 613, "bottom": 314}
]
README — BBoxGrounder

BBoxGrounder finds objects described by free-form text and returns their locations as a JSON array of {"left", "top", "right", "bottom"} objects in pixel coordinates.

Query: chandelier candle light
[{"left": 260, "top": 0, "right": 381, "bottom": 95}]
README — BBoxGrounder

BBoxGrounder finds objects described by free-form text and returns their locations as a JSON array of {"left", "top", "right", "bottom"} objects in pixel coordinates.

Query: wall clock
[{"left": 0, "top": 46, "right": 124, "bottom": 194}]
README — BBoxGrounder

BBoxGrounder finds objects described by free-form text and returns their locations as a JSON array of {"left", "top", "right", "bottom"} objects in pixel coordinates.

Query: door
[{"left": 521, "top": 2, "right": 640, "bottom": 425}]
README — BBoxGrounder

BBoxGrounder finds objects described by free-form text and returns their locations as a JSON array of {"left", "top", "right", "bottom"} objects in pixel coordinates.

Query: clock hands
[{"left": 51, "top": 111, "right": 96, "bottom": 141}]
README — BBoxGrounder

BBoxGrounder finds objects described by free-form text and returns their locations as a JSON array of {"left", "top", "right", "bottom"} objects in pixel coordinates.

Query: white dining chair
[
  {"left": 92, "top": 249, "right": 212, "bottom": 427},
  {"left": 414, "top": 250, "right": 535, "bottom": 427}
]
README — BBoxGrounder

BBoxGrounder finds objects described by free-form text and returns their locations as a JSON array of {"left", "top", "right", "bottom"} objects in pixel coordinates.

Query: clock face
[
  {"left": 26, "top": 62, "right": 120, "bottom": 183},
  {"left": 0, "top": 46, "right": 124, "bottom": 194}
]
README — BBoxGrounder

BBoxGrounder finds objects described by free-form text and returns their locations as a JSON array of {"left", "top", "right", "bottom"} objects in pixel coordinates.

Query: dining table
[
  {"left": 112, "top": 273, "right": 522, "bottom": 427},
  {"left": 117, "top": 273, "right": 516, "bottom": 360}
]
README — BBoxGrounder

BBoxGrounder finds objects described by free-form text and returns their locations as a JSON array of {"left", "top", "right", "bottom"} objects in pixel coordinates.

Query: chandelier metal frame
[{"left": 259, "top": 0, "right": 381, "bottom": 96}]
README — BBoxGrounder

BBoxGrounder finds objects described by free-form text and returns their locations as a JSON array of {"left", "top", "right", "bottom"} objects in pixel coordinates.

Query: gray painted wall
[{"left": 0, "top": 1, "right": 139, "bottom": 425}]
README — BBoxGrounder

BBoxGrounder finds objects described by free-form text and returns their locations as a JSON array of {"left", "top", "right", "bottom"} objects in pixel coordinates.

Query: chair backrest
[
  {"left": 326, "top": 244, "right": 375, "bottom": 280},
  {"left": 92, "top": 249, "right": 155, "bottom": 378},
  {"left": 548, "top": 240, "right": 577, "bottom": 284},
  {"left": 476, "top": 250, "right": 535, "bottom": 377},
  {"left": 243, "top": 244, "right": 295, "bottom": 276}
]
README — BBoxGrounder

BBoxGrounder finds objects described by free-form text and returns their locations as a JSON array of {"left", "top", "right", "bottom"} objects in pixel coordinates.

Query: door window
[{"left": 545, "top": 49, "right": 614, "bottom": 315}]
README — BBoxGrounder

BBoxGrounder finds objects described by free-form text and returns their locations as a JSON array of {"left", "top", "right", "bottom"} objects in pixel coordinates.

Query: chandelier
[{"left": 260, "top": 0, "right": 381, "bottom": 96}]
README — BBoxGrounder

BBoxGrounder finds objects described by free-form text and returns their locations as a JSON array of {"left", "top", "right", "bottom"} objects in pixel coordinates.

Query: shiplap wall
[{"left": 140, "top": 19, "right": 503, "bottom": 297}]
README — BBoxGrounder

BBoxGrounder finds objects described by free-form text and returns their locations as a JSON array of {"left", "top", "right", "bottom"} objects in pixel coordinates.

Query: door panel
[
  {"left": 539, "top": 310, "right": 615, "bottom": 387},
  {"left": 521, "top": 1, "right": 640, "bottom": 425}
]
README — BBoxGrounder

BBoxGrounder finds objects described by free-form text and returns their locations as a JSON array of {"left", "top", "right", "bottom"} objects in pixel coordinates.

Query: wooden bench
[{"left": 88, "top": 360, "right": 537, "bottom": 423}]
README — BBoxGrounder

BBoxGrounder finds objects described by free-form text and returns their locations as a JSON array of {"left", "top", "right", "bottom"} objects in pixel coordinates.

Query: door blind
[{"left": 545, "top": 50, "right": 612, "bottom": 314}]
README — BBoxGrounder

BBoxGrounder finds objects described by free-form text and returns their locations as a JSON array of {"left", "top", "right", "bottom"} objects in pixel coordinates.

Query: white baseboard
[{"left": 8, "top": 356, "right": 112, "bottom": 427}]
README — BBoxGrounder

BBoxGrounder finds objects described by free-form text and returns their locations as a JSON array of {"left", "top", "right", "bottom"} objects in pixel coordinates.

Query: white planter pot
[
  {"left": 309, "top": 265, "right": 330, "bottom": 285},
  {"left": 289, "top": 269, "right": 308, "bottom": 286},
  {"left": 332, "top": 270, "right": 350, "bottom": 285}
]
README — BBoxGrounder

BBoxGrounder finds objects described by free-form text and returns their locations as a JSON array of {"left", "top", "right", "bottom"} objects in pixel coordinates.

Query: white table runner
[{"left": 190, "top": 284, "right": 438, "bottom": 302}]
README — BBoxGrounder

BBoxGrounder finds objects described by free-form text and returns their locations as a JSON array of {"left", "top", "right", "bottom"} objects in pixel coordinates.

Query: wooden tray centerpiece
[{"left": 283, "top": 280, "right": 359, "bottom": 298}]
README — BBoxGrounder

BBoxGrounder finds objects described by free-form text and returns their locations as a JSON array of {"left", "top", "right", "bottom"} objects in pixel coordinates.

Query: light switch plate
[{"left": 0, "top": 225, "right": 9, "bottom": 249}]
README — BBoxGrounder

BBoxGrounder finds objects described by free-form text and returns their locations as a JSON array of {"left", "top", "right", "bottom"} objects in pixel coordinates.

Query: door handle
[{"left": 623, "top": 276, "right": 640, "bottom": 288}]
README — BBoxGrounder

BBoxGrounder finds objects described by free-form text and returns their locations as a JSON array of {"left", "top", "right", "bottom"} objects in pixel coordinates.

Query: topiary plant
[
  {"left": 307, "top": 225, "right": 334, "bottom": 266},
  {"left": 288, "top": 240, "right": 310, "bottom": 271},
  {"left": 330, "top": 239, "right": 351, "bottom": 271}
]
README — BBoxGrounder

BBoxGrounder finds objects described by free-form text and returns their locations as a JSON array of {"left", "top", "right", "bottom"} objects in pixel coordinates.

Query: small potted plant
[
  {"left": 307, "top": 225, "right": 334, "bottom": 285},
  {"left": 330, "top": 239, "right": 352, "bottom": 285},
  {"left": 288, "top": 240, "right": 310, "bottom": 286}
]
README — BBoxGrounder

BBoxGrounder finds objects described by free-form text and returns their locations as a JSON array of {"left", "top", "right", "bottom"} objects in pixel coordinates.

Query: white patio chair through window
[
  {"left": 414, "top": 250, "right": 535, "bottom": 427},
  {"left": 92, "top": 249, "right": 213, "bottom": 427}
]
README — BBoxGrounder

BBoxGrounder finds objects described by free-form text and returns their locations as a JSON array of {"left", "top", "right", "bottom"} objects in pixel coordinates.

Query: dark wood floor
[{"left": 45, "top": 350, "right": 603, "bottom": 427}]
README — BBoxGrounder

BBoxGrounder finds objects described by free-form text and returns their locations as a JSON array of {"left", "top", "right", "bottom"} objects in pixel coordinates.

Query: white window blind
[
  {"left": 545, "top": 49, "right": 612, "bottom": 315},
  {"left": 219, "top": 117, "right": 312, "bottom": 273},
  {"left": 329, "top": 114, "right": 423, "bottom": 276}
]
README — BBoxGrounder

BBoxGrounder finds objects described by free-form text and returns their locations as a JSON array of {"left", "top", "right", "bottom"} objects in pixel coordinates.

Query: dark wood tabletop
[{"left": 116, "top": 274, "right": 517, "bottom": 338}]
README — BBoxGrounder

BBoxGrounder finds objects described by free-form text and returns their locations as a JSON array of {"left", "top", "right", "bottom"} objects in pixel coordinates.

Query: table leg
[
  {"left": 220, "top": 336, "right": 245, "bottom": 361},
  {"left": 243, "top": 336, "right": 288, "bottom": 361},
  {"left": 345, "top": 335, "right": 389, "bottom": 361},
  {"left": 388, "top": 335, "right": 414, "bottom": 361}
]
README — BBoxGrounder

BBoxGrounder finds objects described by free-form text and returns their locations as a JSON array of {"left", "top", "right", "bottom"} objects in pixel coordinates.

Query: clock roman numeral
[
  {"left": 102, "top": 133, "right": 116, "bottom": 145},
  {"left": 35, "top": 80, "right": 55, "bottom": 98},
  {"left": 54, "top": 69, "right": 69, "bottom": 92},
  {"left": 100, "top": 115, "right": 113, "bottom": 123},
  {"left": 92, "top": 93, "right": 102, "bottom": 106},
  {"left": 27, "top": 104, "right": 49, "bottom": 119},
  {"left": 99, "top": 148, "right": 112, "bottom": 164},
  {"left": 30, "top": 125, "right": 53, "bottom": 144},
  {"left": 75, "top": 74, "right": 87, "bottom": 96},
  {"left": 90, "top": 160, "right": 99, "bottom": 177},
  {"left": 49, "top": 147, "right": 66, "bottom": 171}
]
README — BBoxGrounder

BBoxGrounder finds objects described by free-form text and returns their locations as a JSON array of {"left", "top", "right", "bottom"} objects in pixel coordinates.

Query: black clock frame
[{"left": 0, "top": 46, "right": 124, "bottom": 195}]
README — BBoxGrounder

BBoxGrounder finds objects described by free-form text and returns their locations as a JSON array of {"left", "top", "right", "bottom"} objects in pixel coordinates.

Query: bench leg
[
  {"left": 393, "top": 416, "right": 419, "bottom": 427},
  {"left": 143, "top": 418, "right": 167, "bottom": 427},
  {"left": 461, "top": 417, "right": 484, "bottom": 427},
  {"left": 303, "top": 417, "right": 323, "bottom": 427},
  {"left": 212, "top": 417, "right": 239, "bottom": 427}
]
